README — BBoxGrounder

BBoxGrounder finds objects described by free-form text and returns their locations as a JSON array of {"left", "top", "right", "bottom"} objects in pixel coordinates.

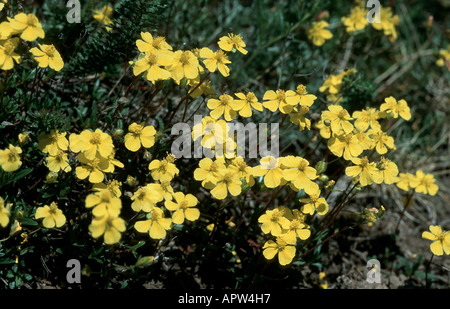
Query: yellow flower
[
  {"left": 321, "top": 105, "right": 354, "bottom": 134},
  {"left": 371, "top": 6, "right": 399, "bottom": 42},
  {"left": 93, "top": 6, "right": 114, "bottom": 31},
  {"left": 422, "top": 225, "right": 450, "bottom": 256},
  {"left": 38, "top": 130, "right": 69, "bottom": 156},
  {"left": 299, "top": 191, "right": 329, "bottom": 215},
  {"left": 0, "top": 37, "right": 21, "bottom": 70},
  {"left": 187, "top": 76, "right": 216, "bottom": 98},
  {"left": 262, "top": 89, "right": 295, "bottom": 114},
  {"left": 352, "top": 107, "right": 381, "bottom": 132},
  {"left": 210, "top": 166, "right": 242, "bottom": 200},
  {"left": 30, "top": 44, "right": 64, "bottom": 71},
  {"left": 130, "top": 184, "right": 164, "bottom": 213},
  {"left": 217, "top": 33, "right": 248, "bottom": 55},
  {"left": 45, "top": 150, "right": 72, "bottom": 173},
  {"left": 124, "top": 122, "right": 157, "bottom": 152},
  {"left": 8, "top": 12, "right": 45, "bottom": 41},
  {"left": 35, "top": 202, "right": 66, "bottom": 228},
  {"left": 136, "top": 32, "right": 172, "bottom": 54},
  {"left": 158, "top": 180, "right": 175, "bottom": 201},
  {"left": 229, "top": 157, "right": 255, "bottom": 187},
  {"left": 352, "top": 128, "right": 373, "bottom": 150},
  {"left": 252, "top": 156, "right": 284, "bottom": 188},
  {"left": 410, "top": 170, "right": 439, "bottom": 196},
  {"left": 327, "top": 133, "right": 363, "bottom": 161},
  {"left": 262, "top": 235, "right": 296, "bottom": 266},
  {"left": 75, "top": 152, "right": 110, "bottom": 183},
  {"left": 199, "top": 47, "right": 232, "bottom": 77},
  {"left": 289, "top": 106, "right": 311, "bottom": 131},
  {"left": 0, "top": 197, "right": 10, "bottom": 228},
  {"left": 77, "top": 129, "right": 114, "bottom": 160},
  {"left": 194, "top": 157, "right": 226, "bottom": 187},
  {"left": 85, "top": 189, "right": 122, "bottom": 217},
  {"left": 377, "top": 157, "right": 399, "bottom": 184},
  {"left": 395, "top": 172, "right": 416, "bottom": 192},
  {"left": 281, "top": 156, "right": 319, "bottom": 195},
  {"left": 134, "top": 207, "right": 172, "bottom": 240},
  {"left": 306, "top": 21, "right": 333, "bottom": 46},
  {"left": 89, "top": 213, "right": 126, "bottom": 245},
  {"left": 380, "top": 96, "right": 411, "bottom": 121},
  {"left": 148, "top": 154, "right": 179, "bottom": 182},
  {"left": 165, "top": 192, "right": 200, "bottom": 224},
  {"left": 92, "top": 180, "right": 122, "bottom": 198},
  {"left": 285, "top": 84, "right": 317, "bottom": 108},
  {"left": 132, "top": 51, "right": 172, "bottom": 83},
  {"left": 258, "top": 207, "right": 291, "bottom": 236},
  {"left": 315, "top": 120, "right": 332, "bottom": 139},
  {"left": 192, "top": 116, "right": 228, "bottom": 149},
  {"left": 342, "top": 6, "right": 369, "bottom": 33},
  {"left": 281, "top": 209, "right": 311, "bottom": 243},
  {"left": 345, "top": 156, "right": 382, "bottom": 187},
  {"left": 319, "top": 74, "right": 343, "bottom": 95},
  {"left": 207, "top": 94, "right": 240, "bottom": 121},
  {"left": 0, "top": 21, "right": 15, "bottom": 40},
  {"left": 0, "top": 144, "right": 22, "bottom": 172},
  {"left": 233, "top": 92, "right": 263, "bottom": 117},
  {"left": 163, "top": 50, "right": 199, "bottom": 83},
  {"left": 367, "top": 129, "right": 395, "bottom": 155},
  {"left": 18, "top": 132, "right": 30, "bottom": 145},
  {"left": 436, "top": 45, "right": 450, "bottom": 68}
]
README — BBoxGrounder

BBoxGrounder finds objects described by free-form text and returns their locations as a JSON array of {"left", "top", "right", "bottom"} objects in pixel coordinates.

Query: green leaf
[{"left": 21, "top": 218, "right": 38, "bottom": 226}]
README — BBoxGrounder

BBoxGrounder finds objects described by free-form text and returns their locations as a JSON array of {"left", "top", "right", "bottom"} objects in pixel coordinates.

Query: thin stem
[
  {"left": 425, "top": 254, "right": 434, "bottom": 288},
  {"left": 394, "top": 190, "right": 415, "bottom": 234}
]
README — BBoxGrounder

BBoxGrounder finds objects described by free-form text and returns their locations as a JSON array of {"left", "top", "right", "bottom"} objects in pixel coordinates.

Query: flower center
[
  {"left": 90, "top": 132, "right": 102, "bottom": 145},
  {"left": 152, "top": 37, "right": 165, "bottom": 49},
  {"left": 43, "top": 45, "right": 56, "bottom": 57},
  {"left": 222, "top": 172, "right": 233, "bottom": 184},
  {"left": 276, "top": 90, "right": 286, "bottom": 101},
  {"left": 214, "top": 50, "right": 228, "bottom": 63},
  {"left": 179, "top": 200, "right": 189, "bottom": 209},
  {"left": 49, "top": 203, "right": 58, "bottom": 214},
  {"left": 338, "top": 110, "right": 348, "bottom": 119},
  {"left": 246, "top": 92, "right": 256, "bottom": 101},
  {"left": 179, "top": 51, "right": 191, "bottom": 65},
  {"left": 145, "top": 53, "right": 158, "bottom": 66},
  {"left": 360, "top": 157, "right": 369, "bottom": 168},
  {"left": 296, "top": 85, "right": 307, "bottom": 95},
  {"left": 8, "top": 151, "right": 17, "bottom": 162}
]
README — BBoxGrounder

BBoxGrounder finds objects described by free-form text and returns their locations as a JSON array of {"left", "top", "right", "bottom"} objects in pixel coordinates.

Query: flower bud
[
  {"left": 125, "top": 175, "right": 137, "bottom": 187},
  {"left": 45, "top": 172, "right": 58, "bottom": 184},
  {"left": 18, "top": 132, "right": 31, "bottom": 145},
  {"left": 324, "top": 180, "right": 335, "bottom": 190},
  {"left": 112, "top": 128, "right": 124, "bottom": 138},
  {"left": 315, "top": 161, "right": 327, "bottom": 174}
]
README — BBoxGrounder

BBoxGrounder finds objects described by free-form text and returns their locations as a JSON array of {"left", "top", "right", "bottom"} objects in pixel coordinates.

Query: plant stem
[
  {"left": 425, "top": 254, "right": 434, "bottom": 288},
  {"left": 394, "top": 190, "right": 415, "bottom": 234}
]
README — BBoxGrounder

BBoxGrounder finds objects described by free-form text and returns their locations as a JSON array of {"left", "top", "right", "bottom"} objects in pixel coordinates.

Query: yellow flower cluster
[
  {"left": 259, "top": 206, "right": 311, "bottom": 265},
  {"left": 0, "top": 9, "right": 64, "bottom": 71},
  {"left": 134, "top": 154, "right": 200, "bottom": 240},
  {"left": 93, "top": 5, "right": 114, "bottom": 32},
  {"left": 422, "top": 225, "right": 450, "bottom": 256},
  {"left": 0, "top": 144, "right": 22, "bottom": 172},
  {"left": 35, "top": 201, "right": 66, "bottom": 229},
  {"left": 319, "top": 68, "right": 356, "bottom": 103},
  {"left": 131, "top": 31, "right": 246, "bottom": 87},
  {"left": 307, "top": 2, "right": 400, "bottom": 47}
]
